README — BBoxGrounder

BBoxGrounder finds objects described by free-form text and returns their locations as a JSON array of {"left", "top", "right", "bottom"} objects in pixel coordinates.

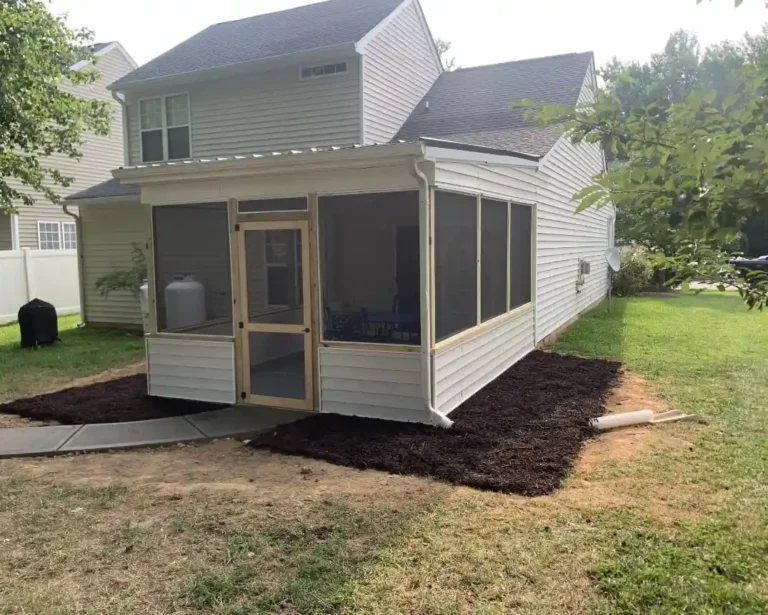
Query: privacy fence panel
[{"left": 0, "top": 249, "right": 80, "bottom": 324}]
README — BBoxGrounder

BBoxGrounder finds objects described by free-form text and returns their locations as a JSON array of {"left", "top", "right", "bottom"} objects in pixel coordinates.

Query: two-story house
[
  {"left": 0, "top": 42, "right": 136, "bottom": 252},
  {"left": 67, "top": 0, "right": 614, "bottom": 427}
]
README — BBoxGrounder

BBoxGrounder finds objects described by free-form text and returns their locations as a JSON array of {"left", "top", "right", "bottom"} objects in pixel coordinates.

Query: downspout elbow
[{"left": 409, "top": 155, "right": 454, "bottom": 429}]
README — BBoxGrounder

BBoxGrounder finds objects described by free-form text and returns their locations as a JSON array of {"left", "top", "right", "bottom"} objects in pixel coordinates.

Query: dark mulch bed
[
  {"left": 0, "top": 375, "right": 225, "bottom": 425},
  {"left": 249, "top": 351, "right": 621, "bottom": 496}
]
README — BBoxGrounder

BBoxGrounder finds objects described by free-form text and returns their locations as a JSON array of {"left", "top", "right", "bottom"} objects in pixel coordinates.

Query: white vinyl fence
[{"left": 0, "top": 248, "right": 80, "bottom": 324}]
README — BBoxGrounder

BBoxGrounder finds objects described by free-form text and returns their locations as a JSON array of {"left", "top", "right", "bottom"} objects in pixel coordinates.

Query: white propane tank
[
  {"left": 164, "top": 274, "right": 206, "bottom": 330},
  {"left": 139, "top": 280, "right": 150, "bottom": 333}
]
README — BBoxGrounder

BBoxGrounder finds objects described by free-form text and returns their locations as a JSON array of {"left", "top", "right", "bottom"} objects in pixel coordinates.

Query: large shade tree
[
  {"left": 0, "top": 0, "right": 111, "bottom": 214},
  {"left": 520, "top": 26, "right": 768, "bottom": 309}
]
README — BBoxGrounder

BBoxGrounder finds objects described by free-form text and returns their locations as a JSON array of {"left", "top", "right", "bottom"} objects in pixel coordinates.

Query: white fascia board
[
  {"left": 113, "top": 143, "right": 427, "bottom": 184},
  {"left": 355, "top": 0, "right": 412, "bottom": 53},
  {"left": 65, "top": 195, "right": 141, "bottom": 207},
  {"left": 70, "top": 41, "right": 138, "bottom": 72},
  {"left": 425, "top": 146, "right": 540, "bottom": 168}
]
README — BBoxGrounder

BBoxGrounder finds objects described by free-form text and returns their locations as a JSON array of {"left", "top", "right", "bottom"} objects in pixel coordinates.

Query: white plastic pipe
[
  {"left": 591, "top": 410, "right": 654, "bottom": 431},
  {"left": 410, "top": 156, "right": 454, "bottom": 429}
]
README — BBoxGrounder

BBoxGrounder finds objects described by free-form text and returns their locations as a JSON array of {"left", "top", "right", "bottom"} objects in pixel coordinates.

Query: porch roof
[{"left": 67, "top": 139, "right": 539, "bottom": 202}]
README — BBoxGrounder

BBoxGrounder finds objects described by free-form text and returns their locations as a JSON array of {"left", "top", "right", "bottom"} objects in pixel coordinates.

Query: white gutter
[
  {"left": 410, "top": 156, "right": 453, "bottom": 429},
  {"left": 111, "top": 91, "right": 130, "bottom": 166},
  {"left": 62, "top": 203, "right": 87, "bottom": 326}
]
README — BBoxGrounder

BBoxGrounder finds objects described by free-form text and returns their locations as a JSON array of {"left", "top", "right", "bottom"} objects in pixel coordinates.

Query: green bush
[{"left": 612, "top": 249, "right": 654, "bottom": 297}]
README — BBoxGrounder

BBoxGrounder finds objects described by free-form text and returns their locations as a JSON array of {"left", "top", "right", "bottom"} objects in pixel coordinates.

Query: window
[
  {"left": 434, "top": 191, "right": 478, "bottom": 342},
  {"left": 481, "top": 199, "right": 508, "bottom": 322},
  {"left": 319, "top": 192, "right": 420, "bottom": 345},
  {"left": 300, "top": 62, "right": 348, "bottom": 80},
  {"left": 140, "top": 94, "right": 190, "bottom": 163},
  {"left": 153, "top": 203, "right": 232, "bottom": 335},
  {"left": 62, "top": 222, "right": 77, "bottom": 250},
  {"left": 264, "top": 230, "right": 303, "bottom": 308},
  {"left": 37, "top": 222, "right": 61, "bottom": 250},
  {"left": 510, "top": 203, "right": 533, "bottom": 310}
]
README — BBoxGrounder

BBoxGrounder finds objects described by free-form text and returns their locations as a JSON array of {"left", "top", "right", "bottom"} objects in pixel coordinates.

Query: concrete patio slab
[
  {"left": 59, "top": 417, "right": 205, "bottom": 452},
  {"left": 0, "top": 425, "right": 82, "bottom": 458},
  {"left": 186, "top": 406, "right": 311, "bottom": 439}
]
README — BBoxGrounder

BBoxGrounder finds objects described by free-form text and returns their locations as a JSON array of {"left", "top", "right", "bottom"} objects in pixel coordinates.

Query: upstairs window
[
  {"left": 140, "top": 94, "right": 191, "bottom": 163},
  {"left": 300, "top": 62, "right": 347, "bottom": 80}
]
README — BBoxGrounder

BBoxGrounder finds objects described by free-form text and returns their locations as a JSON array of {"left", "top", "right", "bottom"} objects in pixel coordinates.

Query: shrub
[{"left": 612, "top": 249, "right": 654, "bottom": 297}]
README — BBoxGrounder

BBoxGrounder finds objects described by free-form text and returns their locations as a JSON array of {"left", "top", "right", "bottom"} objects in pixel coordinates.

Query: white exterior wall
[
  {"left": 433, "top": 308, "right": 535, "bottom": 414},
  {"left": 126, "top": 58, "right": 361, "bottom": 165},
  {"left": 0, "top": 249, "right": 80, "bottom": 324},
  {"left": 535, "top": 66, "right": 611, "bottom": 342},
  {"left": 147, "top": 337, "right": 236, "bottom": 404},
  {"left": 14, "top": 47, "right": 134, "bottom": 248},
  {"left": 80, "top": 202, "right": 146, "bottom": 327},
  {"left": 319, "top": 347, "right": 427, "bottom": 423},
  {"left": 434, "top": 161, "right": 539, "bottom": 205},
  {"left": 362, "top": 0, "right": 441, "bottom": 144}
]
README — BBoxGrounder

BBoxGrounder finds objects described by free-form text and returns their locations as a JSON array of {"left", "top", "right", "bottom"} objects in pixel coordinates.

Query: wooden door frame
[{"left": 236, "top": 220, "right": 314, "bottom": 411}]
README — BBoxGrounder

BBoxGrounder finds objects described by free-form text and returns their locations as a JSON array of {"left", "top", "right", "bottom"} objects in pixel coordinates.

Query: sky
[{"left": 49, "top": 0, "right": 768, "bottom": 69}]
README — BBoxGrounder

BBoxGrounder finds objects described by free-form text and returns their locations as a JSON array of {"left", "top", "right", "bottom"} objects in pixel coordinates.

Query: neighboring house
[
  {"left": 0, "top": 42, "right": 136, "bottom": 252},
  {"left": 67, "top": 0, "right": 614, "bottom": 425}
]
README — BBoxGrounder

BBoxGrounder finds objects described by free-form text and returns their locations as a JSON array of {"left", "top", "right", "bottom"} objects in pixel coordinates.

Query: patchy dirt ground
[{"left": 0, "top": 372, "right": 224, "bottom": 425}]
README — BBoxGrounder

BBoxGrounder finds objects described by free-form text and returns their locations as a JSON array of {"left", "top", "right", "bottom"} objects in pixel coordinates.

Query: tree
[
  {"left": 519, "top": 42, "right": 768, "bottom": 308},
  {"left": 0, "top": 0, "right": 112, "bottom": 214},
  {"left": 434, "top": 37, "right": 458, "bottom": 71}
]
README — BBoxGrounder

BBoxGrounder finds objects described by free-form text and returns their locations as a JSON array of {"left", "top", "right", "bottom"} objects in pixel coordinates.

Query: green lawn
[
  {"left": 0, "top": 294, "right": 765, "bottom": 614},
  {"left": 0, "top": 314, "right": 145, "bottom": 402}
]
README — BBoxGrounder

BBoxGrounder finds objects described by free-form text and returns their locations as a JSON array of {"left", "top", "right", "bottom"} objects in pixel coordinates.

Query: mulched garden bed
[
  {"left": 0, "top": 375, "right": 225, "bottom": 425},
  {"left": 249, "top": 351, "right": 621, "bottom": 496}
]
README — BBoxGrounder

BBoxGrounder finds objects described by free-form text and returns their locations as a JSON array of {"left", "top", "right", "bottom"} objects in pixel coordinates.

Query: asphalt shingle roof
[
  {"left": 110, "top": 0, "right": 405, "bottom": 89},
  {"left": 395, "top": 52, "right": 594, "bottom": 157},
  {"left": 67, "top": 178, "right": 140, "bottom": 201}
]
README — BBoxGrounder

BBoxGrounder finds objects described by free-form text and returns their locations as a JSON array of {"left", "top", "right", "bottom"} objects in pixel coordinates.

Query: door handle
[{"left": 303, "top": 328, "right": 310, "bottom": 333}]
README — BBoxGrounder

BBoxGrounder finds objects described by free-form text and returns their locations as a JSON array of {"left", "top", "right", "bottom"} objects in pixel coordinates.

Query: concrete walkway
[{"left": 0, "top": 406, "right": 309, "bottom": 459}]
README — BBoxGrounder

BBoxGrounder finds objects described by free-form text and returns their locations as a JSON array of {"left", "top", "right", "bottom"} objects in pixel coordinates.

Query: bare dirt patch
[
  {"left": 577, "top": 371, "right": 668, "bottom": 471},
  {"left": 2, "top": 439, "right": 442, "bottom": 509}
]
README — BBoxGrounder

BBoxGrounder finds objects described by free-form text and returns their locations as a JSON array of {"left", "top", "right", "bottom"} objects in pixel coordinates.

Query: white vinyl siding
[
  {"left": 319, "top": 348, "right": 427, "bottom": 423},
  {"left": 80, "top": 202, "right": 146, "bottom": 327},
  {"left": 535, "top": 66, "right": 611, "bottom": 342},
  {"left": 14, "top": 47, "right": 134, "bottom": 248},
  {"left": 433, "top": 307, "right": 535, "bottom": 414},
  {"left": 362, "top": 0, "right": 441, "bottom": 144},
  {"left": 0, "top": 216, "right": 11, "bottom": 250},
  {"left": 434, "top": 162, "right": 540, "bottom": 205},
  {"left": 147, "top": 337, "right": 236, "bottom": 404},
  {"left": 126, "top": 58, "right": 362, "bottom": 164}
]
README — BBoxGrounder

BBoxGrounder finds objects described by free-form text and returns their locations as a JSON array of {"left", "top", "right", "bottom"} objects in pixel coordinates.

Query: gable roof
[
  {"left": 110, "top": 0, "right": 406, "bottom": 90},
  {"left": 395, "top": 52, "right": 594, "bottom": 157}
]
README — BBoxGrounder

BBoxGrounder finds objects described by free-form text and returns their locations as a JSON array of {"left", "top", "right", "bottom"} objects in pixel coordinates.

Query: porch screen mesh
[
  {"left": 481, "top": 198, "right": 509, "bottom": 322},
  {"left": 318, "top": 191, "right": 421, "bottom": 345},
  {"left": 435, "top": 191, "right": 478, "bottom": 342},
  {"left": 153, "top": 202, "right": 233, "bottom": 335},
  {"left": 510, "top": 203, "right": 533, "bottom": 310}
]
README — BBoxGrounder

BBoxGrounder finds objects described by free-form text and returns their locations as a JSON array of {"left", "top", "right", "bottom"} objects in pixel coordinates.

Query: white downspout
[
  {"left": 111, "top": 91, "right": 130, "bottom": 166},
  {"left": 10, "top": 212, "right": 20, "bottom": 250},
  {"left": 410, "top": 156, "right": 454, "bottom": 429},
  {"left": 62, "top": 202, "right": 87, "bottom": 327}
]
